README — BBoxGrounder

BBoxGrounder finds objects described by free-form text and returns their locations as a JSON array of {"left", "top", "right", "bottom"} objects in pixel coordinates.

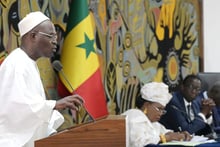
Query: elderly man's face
[{"left": 32, "top": 20, "right": 57, "bottom": 59}]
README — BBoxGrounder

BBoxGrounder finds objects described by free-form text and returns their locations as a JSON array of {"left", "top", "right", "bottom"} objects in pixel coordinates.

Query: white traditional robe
[
  {"left": 122, "top": 109, "right": 172, "bottom": 147},
  {"left": 0, "top": 48, "right": 64, "bottom": 147}
]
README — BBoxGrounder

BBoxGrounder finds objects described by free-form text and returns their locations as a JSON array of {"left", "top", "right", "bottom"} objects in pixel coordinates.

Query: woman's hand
[
  {"left": 165, "top": 131, "right": 192, "bottom": 142},
  {"left": 181, "top": 131, "right": 192, "bottom": 141}
]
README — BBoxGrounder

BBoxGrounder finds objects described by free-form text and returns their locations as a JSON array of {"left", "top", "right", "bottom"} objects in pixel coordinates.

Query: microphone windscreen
[
  {"left": 171, "top": 105, "right": 179, "bottom": 110},
  {"left": 52, "top": 60, "right": 63, "bottom": 72}
]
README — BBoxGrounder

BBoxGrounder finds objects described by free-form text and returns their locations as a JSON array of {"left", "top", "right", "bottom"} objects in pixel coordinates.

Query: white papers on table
[{"left": 160, "top": 135, "right": 216, "bottom": 146}]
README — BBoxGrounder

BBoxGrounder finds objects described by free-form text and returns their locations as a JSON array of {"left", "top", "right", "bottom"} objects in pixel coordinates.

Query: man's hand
[
  {"left": 201, "top": 98, "right": 215, "bottom": 117},
  {"left": 54, "top": 94, "right": 84, "bottom": 111}
]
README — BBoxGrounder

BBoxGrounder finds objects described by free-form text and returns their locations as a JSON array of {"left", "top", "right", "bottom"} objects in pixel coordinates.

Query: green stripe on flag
[{"left": 65, "top": 0, "right": 89, "bottom": 36}]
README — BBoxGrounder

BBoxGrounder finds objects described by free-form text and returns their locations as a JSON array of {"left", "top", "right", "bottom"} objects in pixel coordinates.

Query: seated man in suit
[
  {"left": 160, "top": 74, "right": 215, "bottom": 136},
  {"left": 208, "top": 81, "right": 220, "bottom": 133}
]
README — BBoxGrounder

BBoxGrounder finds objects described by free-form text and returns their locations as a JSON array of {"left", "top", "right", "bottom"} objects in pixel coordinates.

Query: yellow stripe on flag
[{"left": 60, "top": 14, "right": 99, "bottom": 92}]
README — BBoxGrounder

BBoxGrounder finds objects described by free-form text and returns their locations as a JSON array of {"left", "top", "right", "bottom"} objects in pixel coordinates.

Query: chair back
[{"left": 197, "top": 72, "right": 220, "bottom": 91}]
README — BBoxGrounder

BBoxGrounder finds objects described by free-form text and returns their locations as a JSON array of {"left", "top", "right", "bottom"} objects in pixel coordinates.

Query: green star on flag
[{"left": 77, "top": 33, "right": 96, "bottom": 59}]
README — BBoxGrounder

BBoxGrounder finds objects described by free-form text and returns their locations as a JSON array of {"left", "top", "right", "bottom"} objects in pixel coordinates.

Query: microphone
[
  {"left": 52, "top": 60, "right": 75, "bottom": 92},
  {"left": 170, "top": 105, "right": 217, "bottom": 139},
  {"left": 52, "top": 60, "right": 95, "bottom": 122},
  {"left": 171, "top": 105, "right": 193, "bottom": 122},
  {"left": 171, "top": 105, "right": 189, "bottom": 116},
  {"left": 171, "top": 105, "right": 208, "bottom": 123}
]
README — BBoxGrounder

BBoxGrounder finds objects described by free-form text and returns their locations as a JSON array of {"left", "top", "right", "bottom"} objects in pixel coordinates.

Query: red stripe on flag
[
  {"left": 75, "top": 68, "right": 108, "bottom": 119},
  {"left": 57, "top": 78, "right": 71, "bottom": 98}
]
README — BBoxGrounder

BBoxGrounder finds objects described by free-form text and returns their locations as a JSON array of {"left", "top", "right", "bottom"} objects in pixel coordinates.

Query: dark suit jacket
[
  {"left": 160, "top": 91, "right": 212, "bottom": 135},
  {"left": 212, "top": 107, "right": 220, "bottom": 134}
]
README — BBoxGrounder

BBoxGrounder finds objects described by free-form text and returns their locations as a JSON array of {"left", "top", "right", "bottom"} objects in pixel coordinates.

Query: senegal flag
[{"left": 59, "top": 0, "right": 108, "bottom": 119}]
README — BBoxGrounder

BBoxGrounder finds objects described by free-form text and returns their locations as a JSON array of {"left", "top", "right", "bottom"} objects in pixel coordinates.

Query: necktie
[
  {"left": 187, "top": 104, "right": 191, "bottom": 121},
  {"left": 187, "top": 104, "right": 194, "bottom": 121}
]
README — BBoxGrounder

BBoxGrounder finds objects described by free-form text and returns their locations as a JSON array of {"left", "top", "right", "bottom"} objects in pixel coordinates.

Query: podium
[{"left": 35, "top": 115, "right": 128, "bottom": 147}]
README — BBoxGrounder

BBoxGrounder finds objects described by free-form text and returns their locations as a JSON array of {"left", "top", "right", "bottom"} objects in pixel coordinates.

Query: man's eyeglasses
[
  {"left": 38, "top": 31, "right": 57, "bottom": 40},
  {"left": 152, "top": 105, "right": 167, "bottom": 115},
  {"left": 186, "top": 84, "right": 201, "bottom": 92}
]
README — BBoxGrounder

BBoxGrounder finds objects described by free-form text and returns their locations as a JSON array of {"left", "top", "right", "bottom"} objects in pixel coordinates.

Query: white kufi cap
[
  {"left": 18, "top": 11, "right": 50, "bottom": 38},
  {"left": 140, "top": 82, "right": 172, "bottom": 106}
]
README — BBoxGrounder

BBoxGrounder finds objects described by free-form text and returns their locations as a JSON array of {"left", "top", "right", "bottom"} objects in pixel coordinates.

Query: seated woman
[{"left": 122, "top": 82, "right": 192, "bottom": 147}]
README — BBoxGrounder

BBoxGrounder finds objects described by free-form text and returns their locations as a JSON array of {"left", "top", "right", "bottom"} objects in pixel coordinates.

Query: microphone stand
[{"left": 52, "top": 60, "right": 95, "bottom": 124}]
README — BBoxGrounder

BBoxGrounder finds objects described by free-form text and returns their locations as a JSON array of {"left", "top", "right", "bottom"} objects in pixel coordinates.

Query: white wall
[{"left": 203, "top": 0, "right": 220, "bottom": 72}]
